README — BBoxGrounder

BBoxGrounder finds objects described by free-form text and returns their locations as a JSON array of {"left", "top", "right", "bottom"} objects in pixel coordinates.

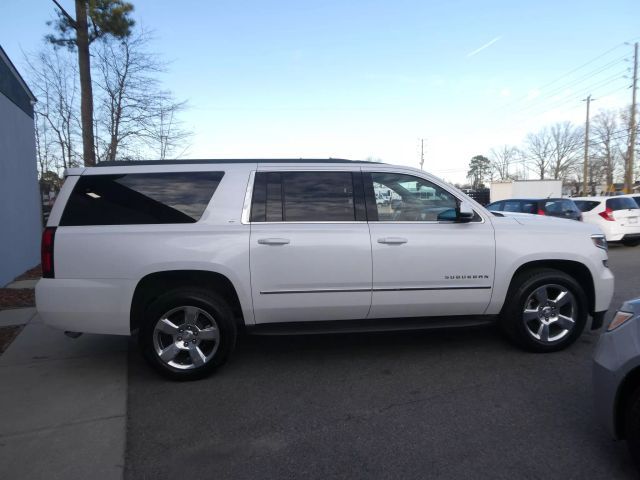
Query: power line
[
  {"left": 493, "top": 43, "right": 628, "bottom": 113},
  {"left": 509, "top": 69, "right": 628, "bottom": 118}
]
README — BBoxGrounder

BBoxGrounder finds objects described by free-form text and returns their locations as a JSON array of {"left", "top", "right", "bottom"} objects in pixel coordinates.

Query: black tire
[
  {"left": 622, "top": 239, "right": 640, "bottom": 247},
  {"left": 500, "top": 268, "right": 588, "bottom": 352},
  {"left": 139, "top": 288, "right": 237, "bottom": 381},
  {"left": 625, "top": 386, "right": 640, "bottom": 472}
]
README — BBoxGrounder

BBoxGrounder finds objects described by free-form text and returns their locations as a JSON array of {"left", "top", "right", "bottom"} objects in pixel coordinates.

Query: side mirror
[{"left": 457, "top": 200, "right": 475, "bottom": 223}]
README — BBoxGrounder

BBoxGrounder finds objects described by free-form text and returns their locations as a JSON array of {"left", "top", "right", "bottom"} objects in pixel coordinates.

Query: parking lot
[{"left": 126, "top": 246, "right": 640, "bottom": 479}]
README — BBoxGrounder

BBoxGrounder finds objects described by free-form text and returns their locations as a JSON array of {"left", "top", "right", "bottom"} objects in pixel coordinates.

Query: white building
[
  {"left": 0, "top": 46, "right": 41, "bottom": 286},
  {"left": 490, "top": 180, "right": 563, "bottom": 203}
]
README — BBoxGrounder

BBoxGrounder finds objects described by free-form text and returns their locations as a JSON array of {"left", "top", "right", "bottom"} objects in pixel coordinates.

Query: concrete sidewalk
[{"left": 0, "top": 311, "right": 129, "bottom": 480}]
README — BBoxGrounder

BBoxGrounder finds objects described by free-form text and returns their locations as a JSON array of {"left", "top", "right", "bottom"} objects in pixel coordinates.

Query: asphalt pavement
[{"left": 125, "top": 245, "right": 640, "bottom": 479}]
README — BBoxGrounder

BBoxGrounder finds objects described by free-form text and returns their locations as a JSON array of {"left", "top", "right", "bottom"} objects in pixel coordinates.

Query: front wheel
[
  {"left": 139, "top": 288, "right": 237, "bottom": 381},
  {"left": 500, "top": 268, "right": 588, "bottom": 352}
]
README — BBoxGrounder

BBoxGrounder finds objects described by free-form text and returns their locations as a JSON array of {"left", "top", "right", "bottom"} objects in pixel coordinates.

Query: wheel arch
[
  {"left": 502, "top": 260, "right": 595, "bottom": 315},
  {"left": 130, "top": 270, "right": 247, "bottom": 333}
]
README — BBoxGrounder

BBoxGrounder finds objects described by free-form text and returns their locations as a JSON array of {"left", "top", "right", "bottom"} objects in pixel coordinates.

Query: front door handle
[
  {"left": 377, "top": 237, "right": 408, "bottom": 245},
  {"left": 257, "top": 238, "right": 290, "bottom": 245}
]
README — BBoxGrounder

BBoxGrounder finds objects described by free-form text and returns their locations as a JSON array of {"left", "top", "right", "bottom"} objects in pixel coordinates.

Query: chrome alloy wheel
[
  {"left": 522, "top": 284, "right": 577, "bottom": 344},
  {"left": 152, "top": 306, "right": 220, "bottom": 370}
]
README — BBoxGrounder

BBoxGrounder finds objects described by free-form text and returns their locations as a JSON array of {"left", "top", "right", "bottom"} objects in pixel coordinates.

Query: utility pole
[
  {"left": 583, "top": 95, "right": 593, "bottom": 195},
  {"left": 625, "top": 42, "right": 638, "bottom": 193},
  {"left": 420, "top": 138, "right": 425, "bottom": 170}
]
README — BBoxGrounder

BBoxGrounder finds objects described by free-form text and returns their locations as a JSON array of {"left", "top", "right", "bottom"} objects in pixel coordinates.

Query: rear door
[
  {"left": 248, "top": 167, "right": 372, "bottom": 324},
  {"left": 362, "top": 167, "right": 495, "bottom": 319}
]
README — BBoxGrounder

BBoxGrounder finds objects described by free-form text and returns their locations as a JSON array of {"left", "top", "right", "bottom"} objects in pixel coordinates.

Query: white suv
[
  {"left": 36, "top": 160, "right": 614, "bottom": 380},
  {"left": 573, "top": 196, "right": 640, "bottom": 246}
]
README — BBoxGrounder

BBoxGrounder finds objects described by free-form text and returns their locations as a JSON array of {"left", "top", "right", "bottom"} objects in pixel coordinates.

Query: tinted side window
[
  {"left": 282, "top": 172, "right": 355, "bottom": 221},
  {"left": 574, "top": 200, "right": 600, "bottom": 212},
  {"left": 251, "top": 171, "right": 361, "bottom": 222},
  {"left": 486, "top": 202, "right": 503, "bottom": 211},
  {"left": 632, "top": 196, "right": 640, "bottom": 208},
  {"left": 607, "top": 197, "right": 638, "bottom": 211},
  {"left": 543, "top": 200, "right": 562, "bottom": 214},
  {"left": 60, "top": 172, "right": 223, "bottom": 226},
  {"left": 521, "top": 201, "right": 537, "bottom": 214},
  {"left": 503, "top": 201, "right": 522, "bottom": 212}
]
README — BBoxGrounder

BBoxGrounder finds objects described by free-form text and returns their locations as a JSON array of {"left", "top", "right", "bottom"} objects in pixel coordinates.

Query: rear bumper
[
  {"left": 35, "top": 278, "right": 134, "bottom": 335},
  {"left": 606, "top": 230, "right": 640, "bottom": 242}
]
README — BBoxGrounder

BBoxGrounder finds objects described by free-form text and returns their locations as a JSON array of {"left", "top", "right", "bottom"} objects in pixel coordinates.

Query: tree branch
[{"left": 52, "top": 0, "right": 77, "bottom": 29}]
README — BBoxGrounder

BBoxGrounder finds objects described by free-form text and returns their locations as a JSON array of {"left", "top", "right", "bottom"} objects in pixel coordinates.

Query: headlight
[
  {"left": 591, "top": 234, "right": 607, "bottom": 251},
  {"left": 607, "top": 311, "right": 634, "bottom": 331}
]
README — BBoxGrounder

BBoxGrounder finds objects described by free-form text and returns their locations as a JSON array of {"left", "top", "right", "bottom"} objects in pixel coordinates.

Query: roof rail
[{"left": 93, "top": 158, "right": 383, "bottom": 167}]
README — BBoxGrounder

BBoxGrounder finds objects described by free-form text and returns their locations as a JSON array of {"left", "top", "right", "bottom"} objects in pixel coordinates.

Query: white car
[
  {"left": 36, "top": 159, "right": 614, "bottom": 380},
  {"left": 573, "top": 196, "right": 640, "bottom": 246}
]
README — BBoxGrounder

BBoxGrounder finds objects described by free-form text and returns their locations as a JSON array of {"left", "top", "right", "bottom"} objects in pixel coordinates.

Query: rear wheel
[
  {"left": 622, "top": 239, "right": 640, "bottom": 247},
  {"left": 139, "top": 288, "right": 237, "bottom": 381},
  {"left": 625, "top": 386, "right": 640, "bottom": 472},
  {"left": 500, "top": 268, "right": 588, "bottom": 352}
]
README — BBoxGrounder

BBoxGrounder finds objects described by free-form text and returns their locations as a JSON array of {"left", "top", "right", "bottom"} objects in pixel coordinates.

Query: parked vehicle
[
  {"left": 593, "top": 298, "right": 640, "bottom": 471},
  {"left": 485, "top": 198, "right": 582, "bottom": 221},
  {"left": 573, "top": 196, "right": 640, "bottom": 246},
  {"left": 36, "top": 159, "right": 613, "bottom": 380}
]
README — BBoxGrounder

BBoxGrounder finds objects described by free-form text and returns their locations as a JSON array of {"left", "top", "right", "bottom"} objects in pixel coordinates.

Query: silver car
[{"left": 593, "top": 298, "right": 640, "bottom": 469}]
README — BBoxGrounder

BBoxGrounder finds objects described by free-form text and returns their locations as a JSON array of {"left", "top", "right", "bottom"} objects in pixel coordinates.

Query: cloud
[{"left": 466, "top": 36, "right": 502, "bottom": 57}]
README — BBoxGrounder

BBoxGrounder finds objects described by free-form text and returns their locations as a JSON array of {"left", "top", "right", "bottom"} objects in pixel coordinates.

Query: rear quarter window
[
  {"left": 573, "top": 200, "right": 600, "bottom": 212},
  {"left": 606, "top": 197, "right": 638, "bottom": 211},
  {"left": 60, "top": 172, "right": 224, "bottom": 226}
]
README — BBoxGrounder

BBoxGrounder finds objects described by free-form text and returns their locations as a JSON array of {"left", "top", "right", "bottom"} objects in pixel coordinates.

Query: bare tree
[
  {"left": 26, "top": 48, "right": 81, "bottom": 175},
  {"left": 490, "top": 145, "right": 519, "bottom": 181},
  {"left": 591, "top": 109, "right": 625, "bottom": 189},
  {"left": 524, "top": 128, "right": 553, "bottom": 179},
  {"left": 150, "top": 100, "right": 191, "bottom": 159},
  {"left": 548, "top": 121, "right": 583, "bottom": 180},
  {"left": 93, "top": 31, "right": 191, "bottom": 161}
]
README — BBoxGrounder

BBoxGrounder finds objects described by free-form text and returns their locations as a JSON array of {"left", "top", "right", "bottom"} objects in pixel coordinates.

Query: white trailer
[{"left": 490, "top": 180, "right": 563, "bottom": 203}]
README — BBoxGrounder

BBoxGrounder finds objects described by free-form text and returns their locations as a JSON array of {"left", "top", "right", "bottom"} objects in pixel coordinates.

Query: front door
[
  {"left": 362, "top": 168, "right": 496, "bottom": 319},
  {"left": 248, "top": 169, "right": 372, "bottom": 324}
]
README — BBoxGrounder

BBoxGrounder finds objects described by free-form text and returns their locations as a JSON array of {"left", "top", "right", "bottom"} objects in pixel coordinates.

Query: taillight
[
  {"left": 537, "top": 208, "right": 545, "bottom": 215},
  {"left": 598, "top": 208, "right": 615, "bottom": 221},
  {"left": 41, "top": 227, "right": 56, "bottom": 278}
]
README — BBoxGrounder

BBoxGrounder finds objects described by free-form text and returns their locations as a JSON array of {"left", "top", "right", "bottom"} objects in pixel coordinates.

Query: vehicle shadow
[{"left": 126, "top": 324, "right": 636, "bottom": 480}]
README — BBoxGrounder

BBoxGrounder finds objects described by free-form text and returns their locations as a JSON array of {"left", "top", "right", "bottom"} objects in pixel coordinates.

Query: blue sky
[{"left": 1, "top": 0, "right": 638, "bottom": 182}]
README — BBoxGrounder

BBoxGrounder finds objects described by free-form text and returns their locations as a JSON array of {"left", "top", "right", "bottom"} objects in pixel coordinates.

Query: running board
[{"left": 246, "top": 315, "right": 496, "bottom": 336}]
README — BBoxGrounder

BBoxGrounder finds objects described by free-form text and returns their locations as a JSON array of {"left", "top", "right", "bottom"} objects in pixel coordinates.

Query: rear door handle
[
  {"left": 377, "top": 237, "right": 408, "bottom": 245},
  {"left": 257, "top": 238, "right": 290, "bottom": 245}
]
